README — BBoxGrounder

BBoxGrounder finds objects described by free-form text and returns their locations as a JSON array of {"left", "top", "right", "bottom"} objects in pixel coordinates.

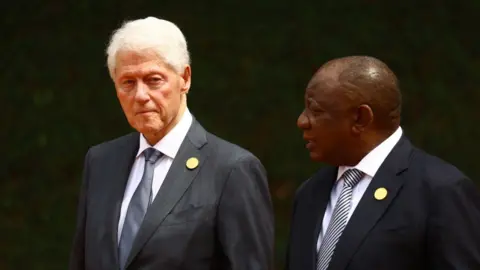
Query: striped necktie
[
  {"left": 118, "top": 147, "right": 162, "bottom": 269},
  {"left": 316, "top": 168, "right": 364, "bottom": 270}
]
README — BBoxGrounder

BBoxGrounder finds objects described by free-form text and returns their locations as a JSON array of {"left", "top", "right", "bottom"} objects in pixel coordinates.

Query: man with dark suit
[
  {"left": 286, "top": 55, "right": 480, "bottom": 270},
  {"left": 69, "top": 17, "right": 274, "bottom": 270}
]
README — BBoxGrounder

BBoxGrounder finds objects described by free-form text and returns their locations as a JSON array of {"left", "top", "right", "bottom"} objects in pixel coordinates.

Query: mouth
[
  {"left": 136, "top": 110, "right": 156, "bottom": 115},
  {"left": 303, "top": 135, "right": 315, "bottom": 150},
  {"left": 306, "top": 141, "right": 315, "bottom": 150}
]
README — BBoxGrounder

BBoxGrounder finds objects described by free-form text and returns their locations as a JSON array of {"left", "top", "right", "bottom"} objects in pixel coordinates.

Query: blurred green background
[{"left": 2, "top": 1, "right": 479, "bottom": 269}]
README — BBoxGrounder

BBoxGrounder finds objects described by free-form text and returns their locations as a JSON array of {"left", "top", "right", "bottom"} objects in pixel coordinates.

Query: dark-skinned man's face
[{"left": 297, "top": 76, "right": 356, "bottom": 165}]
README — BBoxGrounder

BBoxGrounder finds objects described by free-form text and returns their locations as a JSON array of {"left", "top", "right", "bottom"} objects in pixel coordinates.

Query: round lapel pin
[
  {"left": 374, "top": 187, "right": 388, "bottom": 200},
  {"left": 186, "top": 157, "right": 199, "bottom": 170}
]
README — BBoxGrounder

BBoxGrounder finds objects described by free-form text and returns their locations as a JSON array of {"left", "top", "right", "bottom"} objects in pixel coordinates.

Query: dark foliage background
[{"left": 2, "top": 1, "right": 479, "bottom": 269}]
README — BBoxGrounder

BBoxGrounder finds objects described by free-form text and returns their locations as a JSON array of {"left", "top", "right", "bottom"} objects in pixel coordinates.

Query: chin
[
  {"left": 135, "top": 121, "right": 164, "bottom": 135},
  {"left": 308, "top": 151, "right": 324, "bottom": 162}
]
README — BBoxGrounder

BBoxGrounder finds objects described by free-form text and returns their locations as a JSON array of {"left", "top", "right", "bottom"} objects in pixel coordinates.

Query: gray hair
[{"left": 106, "top": 16, "right": 190, "bottom": 79}]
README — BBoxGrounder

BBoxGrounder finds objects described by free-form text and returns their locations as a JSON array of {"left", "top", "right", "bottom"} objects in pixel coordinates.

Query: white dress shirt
[
  {"left": 316, "top": 127, "right": 403, "bottom": 251},
  {"left": 117, "top": 108, "right": 193, "bottom": 243}
]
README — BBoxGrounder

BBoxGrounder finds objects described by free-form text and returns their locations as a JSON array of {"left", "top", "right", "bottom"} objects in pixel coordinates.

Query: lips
[
  {"left": 136, "top": 110, "right": 156, "bottom": 115},
  {"left": 303, "top": 135, "right": 315, "bottom": 150},
  {"left": 306, "top": 141, "right": 315, "bottom": 150}
]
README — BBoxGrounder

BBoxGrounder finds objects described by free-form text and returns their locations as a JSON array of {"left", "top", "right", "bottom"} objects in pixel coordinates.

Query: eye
[
  {"left": 311, "top": 105, "right": 324, "bottom": 112},
  {"left": 147, "top": 76, "right": 163, "bottom": 84},
  {"left": 122, "top": 79, "right": 135, "bottom": 86},
  {"left": 307, "top": 99, "right": 323, "bottom": 112}
]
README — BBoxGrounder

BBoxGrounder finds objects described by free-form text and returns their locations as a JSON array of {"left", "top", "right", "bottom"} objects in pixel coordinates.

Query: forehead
[
  {"left": 305, "top": 76, "right": 339, "bottom": 100},
  {"left": 305, "top": 76, "right": 354, "bottom": 113},
  {"left": 114, "top": 49, "right": 170, "bottom": 77}
]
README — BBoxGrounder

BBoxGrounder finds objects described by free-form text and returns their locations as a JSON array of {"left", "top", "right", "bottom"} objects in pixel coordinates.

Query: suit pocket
[
  {"left": 160, "top": 205, "right": 214, "bottom": 226},
  {"left": 383, "top": 224, "right": 410, "bottom": 232},
  {"left": 376, "top": 223, "right": 419, "bottom": 241}
]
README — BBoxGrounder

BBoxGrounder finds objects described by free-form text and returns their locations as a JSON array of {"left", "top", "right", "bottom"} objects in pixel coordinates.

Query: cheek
[
  {"left": 117, "top": 93, "right": 134, "bottom": 114},
  {"left": 313, "top": 118, "right": 334, "bottom": 137},
  {"left": 148, "top": 90, "right": 169, "bottom": 110},
  {"left": 154, "top": 88, "right": 181, "bottom": 110},
  {"left": 315, "top": 121, "right": 343, "bottom": 147}
]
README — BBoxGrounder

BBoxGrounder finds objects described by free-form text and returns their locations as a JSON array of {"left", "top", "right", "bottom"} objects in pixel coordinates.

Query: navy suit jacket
[{"left": 286, "top": 136, "right": 480, "bottom": 270}]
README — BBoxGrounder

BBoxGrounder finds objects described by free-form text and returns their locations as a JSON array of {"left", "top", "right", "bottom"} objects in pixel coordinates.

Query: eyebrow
[
  {"left": 307, "top": 97, "right": 322, "bottom": 107},
  {"left": 118, "top": 69, "right": 165, "bottom": 78}
]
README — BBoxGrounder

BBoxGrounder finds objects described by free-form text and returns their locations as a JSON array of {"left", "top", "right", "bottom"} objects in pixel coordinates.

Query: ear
[
  {"left": 352, "top": 104, "right": 373, "bottom": 134},
  {"left": 180, "top": 65, "right": 191, "bottom": 94}
]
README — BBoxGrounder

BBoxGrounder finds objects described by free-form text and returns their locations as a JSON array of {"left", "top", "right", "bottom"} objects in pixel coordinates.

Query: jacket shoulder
[
  {"left": 413, "top": 147, "right": 469, "bottom": 187},
  {"left": 87, "top": 132, "right": 138, "bottom": 158},
  {"left": 295, "top": 167, "right": 334, "bottom": 198},
  {"left": 205, "top": 132, "right": 261, "bottom": 165}
]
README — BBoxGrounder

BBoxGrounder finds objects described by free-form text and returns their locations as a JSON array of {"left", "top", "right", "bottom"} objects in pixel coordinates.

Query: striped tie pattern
[
  {"left": 119, "top": 148, "right": 163, "bottom": 269},
  {"left": 316, "top": 168, "right": 364, "bottom": 270}
]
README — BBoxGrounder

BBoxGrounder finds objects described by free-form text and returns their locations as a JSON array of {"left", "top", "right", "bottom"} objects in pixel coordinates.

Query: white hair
[{"left": 106, "top": 16, "right": 190, "bottom": 79}]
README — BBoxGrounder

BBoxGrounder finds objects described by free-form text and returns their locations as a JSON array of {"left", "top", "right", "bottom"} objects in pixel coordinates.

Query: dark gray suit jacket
[
  {"left": 69, "top": 119, "right": 274, "bottom": 270},
  {"left": 286, "top": 136, "right": 480, "bottom": 270}
]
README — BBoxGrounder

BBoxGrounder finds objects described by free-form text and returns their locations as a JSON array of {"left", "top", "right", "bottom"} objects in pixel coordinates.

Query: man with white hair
[{"left": 69, "top": 17, "right": 274, "bottom": 270}]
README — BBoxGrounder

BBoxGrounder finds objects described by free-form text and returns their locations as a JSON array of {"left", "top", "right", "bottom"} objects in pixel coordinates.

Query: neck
[{"left": 343, "top": 128, "right": 396, "bottom": 166}]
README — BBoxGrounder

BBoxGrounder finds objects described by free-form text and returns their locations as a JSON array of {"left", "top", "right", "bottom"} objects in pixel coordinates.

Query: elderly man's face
[
  {"left": 113, "top": 49, "right": 190, "bottom": 140},
  {"left": 297, "top": 77, "right": 356, "bottom": 165}
]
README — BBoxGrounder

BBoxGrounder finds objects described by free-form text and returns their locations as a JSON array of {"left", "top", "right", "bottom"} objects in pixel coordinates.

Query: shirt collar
[
  {"left": 137, "top": 108, "right": 193, "bottom": 159},
  {"left": 337, "top": 126, "right": 403, "bottom": 180}
]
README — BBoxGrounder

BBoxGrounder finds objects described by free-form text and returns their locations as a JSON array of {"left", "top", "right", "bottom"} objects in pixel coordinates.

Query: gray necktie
[
  {"left": 118, "top": 147, "right": 162, "bottom": 269},
  {"left": 317, "top": 168, "right": 364, "bottom": 270}
]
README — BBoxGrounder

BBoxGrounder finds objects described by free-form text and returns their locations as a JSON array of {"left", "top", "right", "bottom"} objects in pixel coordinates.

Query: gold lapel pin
[
  {"left": 374, "top": 187, "right": 388, "bottom": 200},
  {"left": 186, "top": 157, "right": 199, "bottom": 170}
]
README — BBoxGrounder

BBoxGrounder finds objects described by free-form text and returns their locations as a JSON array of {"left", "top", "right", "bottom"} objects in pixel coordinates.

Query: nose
[
  {"left": 134, "top": 81, "right": 150, "bottom": 103},
  {"left": 297, "top": 110, "right": 310, "bottom": 130}
]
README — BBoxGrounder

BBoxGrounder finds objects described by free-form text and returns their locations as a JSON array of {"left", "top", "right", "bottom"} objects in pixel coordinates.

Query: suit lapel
[
  {"left": 102, "top": 133, "right": 139, "bottom": 269},
  {"left": 124, "top": 119, "right": 209, "bottom": 268},
  {"left": 327, "top": 136, "right": 412, "bottom": 270},
  {"left": 301, "top": 166, "right": 337, "bottom": 270}
]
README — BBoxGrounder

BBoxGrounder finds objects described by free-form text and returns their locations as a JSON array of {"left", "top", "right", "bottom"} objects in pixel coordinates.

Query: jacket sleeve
[
  {"left": 216, "top": 154, "right": 275, "bottom": 270},
  {"left": 427, "top": 177, "right": 480, "bottom": 269},
  {"left": 69, "top": 149, "right": 91, "bottom": 270},
  {"left": 284, "top": 178, "right": 310, "bottom": 270}
]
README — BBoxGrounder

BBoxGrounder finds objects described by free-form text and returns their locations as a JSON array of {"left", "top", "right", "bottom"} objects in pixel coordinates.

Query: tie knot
[
  {"left": 143, "top": 148, "right": 162, "bottom": 163},
  {"left": 342, "top": 169, "right": 364, "bottom": 188}
]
